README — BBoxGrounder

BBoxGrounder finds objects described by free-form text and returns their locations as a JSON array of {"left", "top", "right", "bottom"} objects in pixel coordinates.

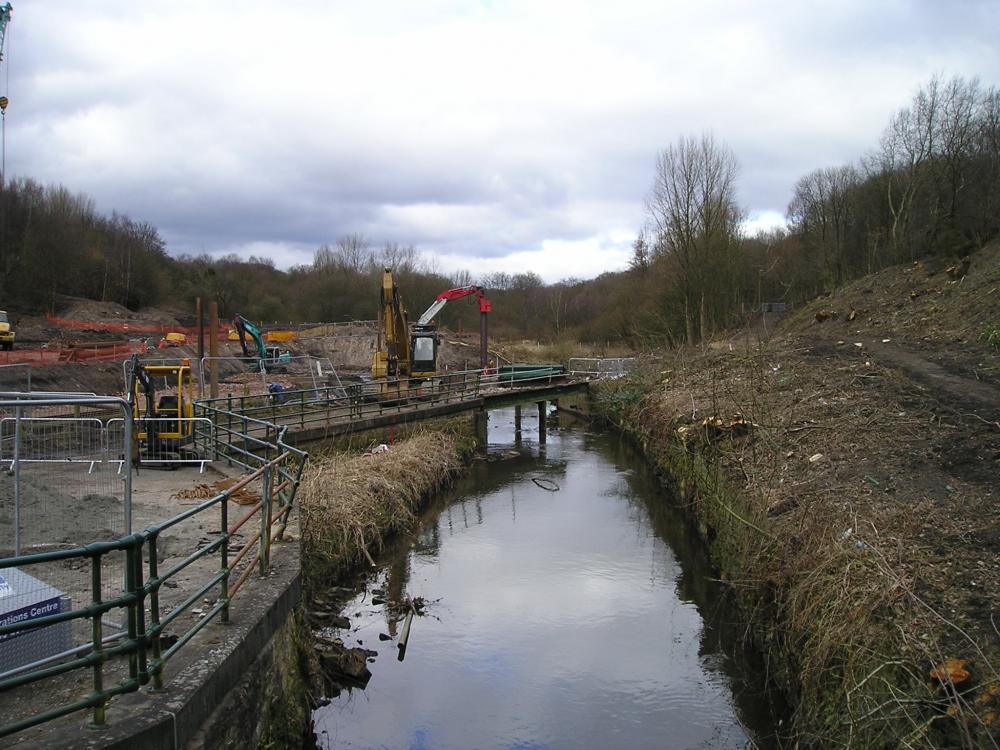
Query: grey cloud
[{"left": 4, "top": 1, "right": 999, "bottom": 280}]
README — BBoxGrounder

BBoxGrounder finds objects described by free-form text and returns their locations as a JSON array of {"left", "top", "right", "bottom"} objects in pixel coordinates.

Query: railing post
[
  {"left": 89, "top": 552, "right": 107, "bottom": 728},
  {"left": 131, "top": 539, "right": 148, "bottom": 684},
  {"left": 148, "top": 535, "right": 164, "bottom": 690},
  {"left": 259, "top": 464, "right": 272, "bottom": 574},
  {"left": 13, "top": 404, "right": 21, "bottom": 555},
  {"left": 221, "top": 492, "right": 230, "bottom": 624}
]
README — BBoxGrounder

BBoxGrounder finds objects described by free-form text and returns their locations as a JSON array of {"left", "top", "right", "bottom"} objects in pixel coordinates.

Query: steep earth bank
[{"left": 593, "top": 245, "right": 1000, "bottom": 748}]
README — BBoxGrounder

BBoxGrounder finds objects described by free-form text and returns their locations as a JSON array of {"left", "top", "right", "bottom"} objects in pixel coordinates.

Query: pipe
[{"left": 397, "top": 607, "right": 414, "bottom": 661}]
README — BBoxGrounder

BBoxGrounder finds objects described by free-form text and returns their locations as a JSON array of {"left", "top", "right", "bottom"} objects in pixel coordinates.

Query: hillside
[{"left": 597, "top": 242, "right": 1000, "bottom": 747}]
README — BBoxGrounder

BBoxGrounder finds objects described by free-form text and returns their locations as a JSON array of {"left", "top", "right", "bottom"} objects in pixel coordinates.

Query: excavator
[
  {"left": 411, "top": 283, "right": 492, "bottom": 377},
  {"left": 232, "top": 314, "right": 291, "bottom": 372},
  {"left": 372, "top": 268, "right": 492, "bottom": 384},
  {"left": 126, "top": 354, "right": 196, "bottom": 465},
  {"left": 372, "top": 269, "right": 413, "bottom": 398}
]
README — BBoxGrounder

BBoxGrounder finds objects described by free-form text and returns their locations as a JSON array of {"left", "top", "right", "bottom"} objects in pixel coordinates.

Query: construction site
[
  {"left": 2, "top": 3, "right": 1000, "bottom": 749},
  {"left": 0, "top": 268, "right": 606, "bottom": 748}
]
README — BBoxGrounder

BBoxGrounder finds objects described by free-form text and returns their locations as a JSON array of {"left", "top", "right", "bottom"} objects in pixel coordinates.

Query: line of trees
[
  {"left": 617, "top": 73, "right": 1000, "bottom": 346},
  {"left": 0, "top": 74, "right": 995, "bottom": 347}
]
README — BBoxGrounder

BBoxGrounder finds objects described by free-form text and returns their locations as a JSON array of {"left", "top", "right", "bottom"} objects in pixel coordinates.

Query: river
[{"left": 311, "top": 406, "right": 784, "bottom": 749}]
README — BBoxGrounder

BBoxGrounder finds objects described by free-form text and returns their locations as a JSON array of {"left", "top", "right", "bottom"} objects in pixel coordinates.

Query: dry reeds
[
  {"left": 298, "top": 432, "right": 465, "bottom": 581},
  {"left": 594, "top": 343, "right": 1000, "bottom": 748}
]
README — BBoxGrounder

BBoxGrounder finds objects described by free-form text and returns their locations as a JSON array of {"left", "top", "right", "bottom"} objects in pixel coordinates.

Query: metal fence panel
[
  {"left": 0, "top": 398, "right": 133, "bottom": 692},
  {"left": 567, "top": 357, "right": 635, "bottom": 378}
]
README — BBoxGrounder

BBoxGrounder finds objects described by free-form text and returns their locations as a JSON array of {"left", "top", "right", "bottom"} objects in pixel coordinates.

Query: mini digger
[{"left": 127, "top": 354, "right": 198, "bottom": 467}]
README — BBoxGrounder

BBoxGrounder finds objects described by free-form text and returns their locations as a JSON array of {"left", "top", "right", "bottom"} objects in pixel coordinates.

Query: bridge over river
[{"left": 195, "top": 368, "right": 593, "bottom": 456}]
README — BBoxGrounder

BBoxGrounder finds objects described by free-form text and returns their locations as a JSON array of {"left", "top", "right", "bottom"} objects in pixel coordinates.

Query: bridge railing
[{"left": 195, "top": 368, "right": 488, "bottom": 446}]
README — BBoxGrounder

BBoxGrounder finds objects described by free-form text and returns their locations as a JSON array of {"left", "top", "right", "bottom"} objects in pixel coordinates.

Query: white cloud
[{"left": 4, "top": 1, "right": 999, "bottom": 281}]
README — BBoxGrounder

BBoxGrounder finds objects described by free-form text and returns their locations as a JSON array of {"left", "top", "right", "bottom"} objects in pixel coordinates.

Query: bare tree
[
  {"left": 645, "top": 133, "right": 742, "bottom": 344},
  {"left": 335, "top": 233, "right": 371, "bottom": 272}
]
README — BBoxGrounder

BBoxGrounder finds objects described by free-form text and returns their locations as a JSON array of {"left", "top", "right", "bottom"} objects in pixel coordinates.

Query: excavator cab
[
  {"left": 410, "top": 329, "right": 438, "bottom": 378},
  {"left": 128, "top": 355, "right": 195, "bottom": 447}
]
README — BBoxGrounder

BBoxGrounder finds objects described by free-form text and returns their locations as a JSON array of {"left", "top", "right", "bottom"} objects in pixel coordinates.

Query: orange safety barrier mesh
[
  {"left": 44, "top": 314, "right": 234, "bottom": 337},
  {"left": 0, "top": 341, "right": 148, "bottom": 366}
]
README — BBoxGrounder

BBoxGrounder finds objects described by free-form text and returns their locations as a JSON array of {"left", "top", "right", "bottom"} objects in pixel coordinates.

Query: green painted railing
[{"left": 0, "top": 403, "right": 307, "bottom": 739}]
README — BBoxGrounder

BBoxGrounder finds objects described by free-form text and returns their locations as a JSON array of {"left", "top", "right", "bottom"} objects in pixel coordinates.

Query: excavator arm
[
  {"left": 374, "top": 269, "right": 412, "bottom": 378},
  {"left": 415, "top": 285, "right": 491, "bottom": 326},
  {"left": 127, "top": 353, "right": 155, "bottom": 420},
  {"left": 233, "top": 314, "right": 265, "bottom": 360}
]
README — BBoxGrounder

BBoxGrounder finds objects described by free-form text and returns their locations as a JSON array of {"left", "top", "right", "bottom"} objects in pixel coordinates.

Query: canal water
[{"left": 311, "top": 407, "right": 784, "bottom": 749}]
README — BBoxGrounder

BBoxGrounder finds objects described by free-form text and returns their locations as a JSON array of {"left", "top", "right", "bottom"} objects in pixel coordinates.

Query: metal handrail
[
  {"left": 0, "top": 359, "right": 567, "bottom": 739},
  {"left": 0, "top": 396, "right": 307, "bottom": 739}
]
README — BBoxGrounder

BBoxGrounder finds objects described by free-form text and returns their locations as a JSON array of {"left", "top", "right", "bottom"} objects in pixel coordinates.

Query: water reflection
[{"left": 312, "top": 408, "right": 784, "bottom": 750}]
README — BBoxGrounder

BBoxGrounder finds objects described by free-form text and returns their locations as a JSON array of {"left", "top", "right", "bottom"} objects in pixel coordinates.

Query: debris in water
[
  {"left": 397, "top": 608, "right": 415, "bottom": 662},
  {"left": 532, "top": 477, "right": 560, "bottom": 491},
  {"left": 379, "top": 633, "right": 392, "bottom": 641}
]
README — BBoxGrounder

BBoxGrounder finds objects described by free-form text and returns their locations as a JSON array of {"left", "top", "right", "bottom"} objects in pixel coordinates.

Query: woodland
[{"left": 0, "top": 75, "right": 996, "bottom": 343}]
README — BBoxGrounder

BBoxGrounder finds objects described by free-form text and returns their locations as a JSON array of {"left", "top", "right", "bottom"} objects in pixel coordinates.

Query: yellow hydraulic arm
[{"left": 372, "top": 268, "right": 412, "bottom": 379}]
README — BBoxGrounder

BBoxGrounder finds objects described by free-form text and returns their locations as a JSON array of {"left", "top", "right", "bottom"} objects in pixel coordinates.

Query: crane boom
[
  {"left": 0, "top": 4, "right": 11, "bottom": 60},
  {"left": 415, "top": 284, "right": 490, "bottom": 326}
]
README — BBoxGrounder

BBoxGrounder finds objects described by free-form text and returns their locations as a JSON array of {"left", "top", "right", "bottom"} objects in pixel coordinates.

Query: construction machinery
[
  {"left": 126, "top": 355, "right": 196, "bottom": 464},
  {"left": 232, "top": 313, "right": 291, "bottom": 372},
  {"left": 412, "top": 284, "right": 492, "bottom": 376},
  {"left": 0, "top": 310, "right": 15, "bottom": 350},
  {"left": 0, "top": 5, "right": 11, "bottom": 61},
  {"left": 372, "top": 270, "right": 494, "bottom": 385},
  {"left": 372, "top": 268, "right": 413, "bottom": 383},
  {"left": 1, "top": 3, "right": 12, "bottom": 186}
]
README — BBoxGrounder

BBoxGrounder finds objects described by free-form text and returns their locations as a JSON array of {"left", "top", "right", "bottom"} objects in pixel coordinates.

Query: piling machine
[
  {"left": 411, "top": 284, "right": 492, "bottom": 377},
  {"left": 372, "top": 269, "right": 493, "bottom": 386}
]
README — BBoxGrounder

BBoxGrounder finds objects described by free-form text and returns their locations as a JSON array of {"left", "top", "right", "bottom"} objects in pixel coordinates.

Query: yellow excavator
[
  {"left": 0, "top": 310, "right": 15, "bottom": 351},
  {"left": 372, "top": 268, "right": 413, "bottom": 398},
  {"left": 127, "top": 354, "right": 196, "bottom": 464}
]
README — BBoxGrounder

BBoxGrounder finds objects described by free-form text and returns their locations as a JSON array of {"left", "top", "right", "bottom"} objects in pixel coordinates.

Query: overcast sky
[{"left": 3, "top": 1, "right": 998, "bottom": 283}]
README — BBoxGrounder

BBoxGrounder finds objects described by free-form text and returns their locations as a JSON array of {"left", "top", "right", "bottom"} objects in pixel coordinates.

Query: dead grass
[
  {"left": 496, "top": 339, "right": 634, "bottom": 365},
  {"left": 298, "top": 432, "right": 467, "bottom": 583},
  {"left": 594, "top": 328, "right": 1000, "bottom": 748}
]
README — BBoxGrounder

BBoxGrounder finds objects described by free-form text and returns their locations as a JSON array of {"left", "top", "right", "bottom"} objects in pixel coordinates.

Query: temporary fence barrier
[
  {"left": 0, "top": 342, "right": 148, "bottom": 367},
  {"left": 44, "top": 315, "right": 378, "bottom": 338},
  {"left": 0, "top": 396, "right": 134, "bottom": 720},
  {"left": 567, "top": 357, "right": 636, "bottom": 379},
  {"left": 0, "top": 393, "right": 307, "bottom": 740},
  {"left": 106, "top": 417, "right": 216, "bottom": 472}
]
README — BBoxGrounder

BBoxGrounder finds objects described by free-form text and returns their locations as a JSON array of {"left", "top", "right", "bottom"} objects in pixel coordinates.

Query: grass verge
[{"left": 299, "top": 430, "right": 475, "bottom": 587}]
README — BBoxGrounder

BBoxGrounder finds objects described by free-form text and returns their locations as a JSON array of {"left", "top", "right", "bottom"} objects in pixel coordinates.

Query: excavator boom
[{"left": 233, "top": 313, "right": 290, "bottom": 372}]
